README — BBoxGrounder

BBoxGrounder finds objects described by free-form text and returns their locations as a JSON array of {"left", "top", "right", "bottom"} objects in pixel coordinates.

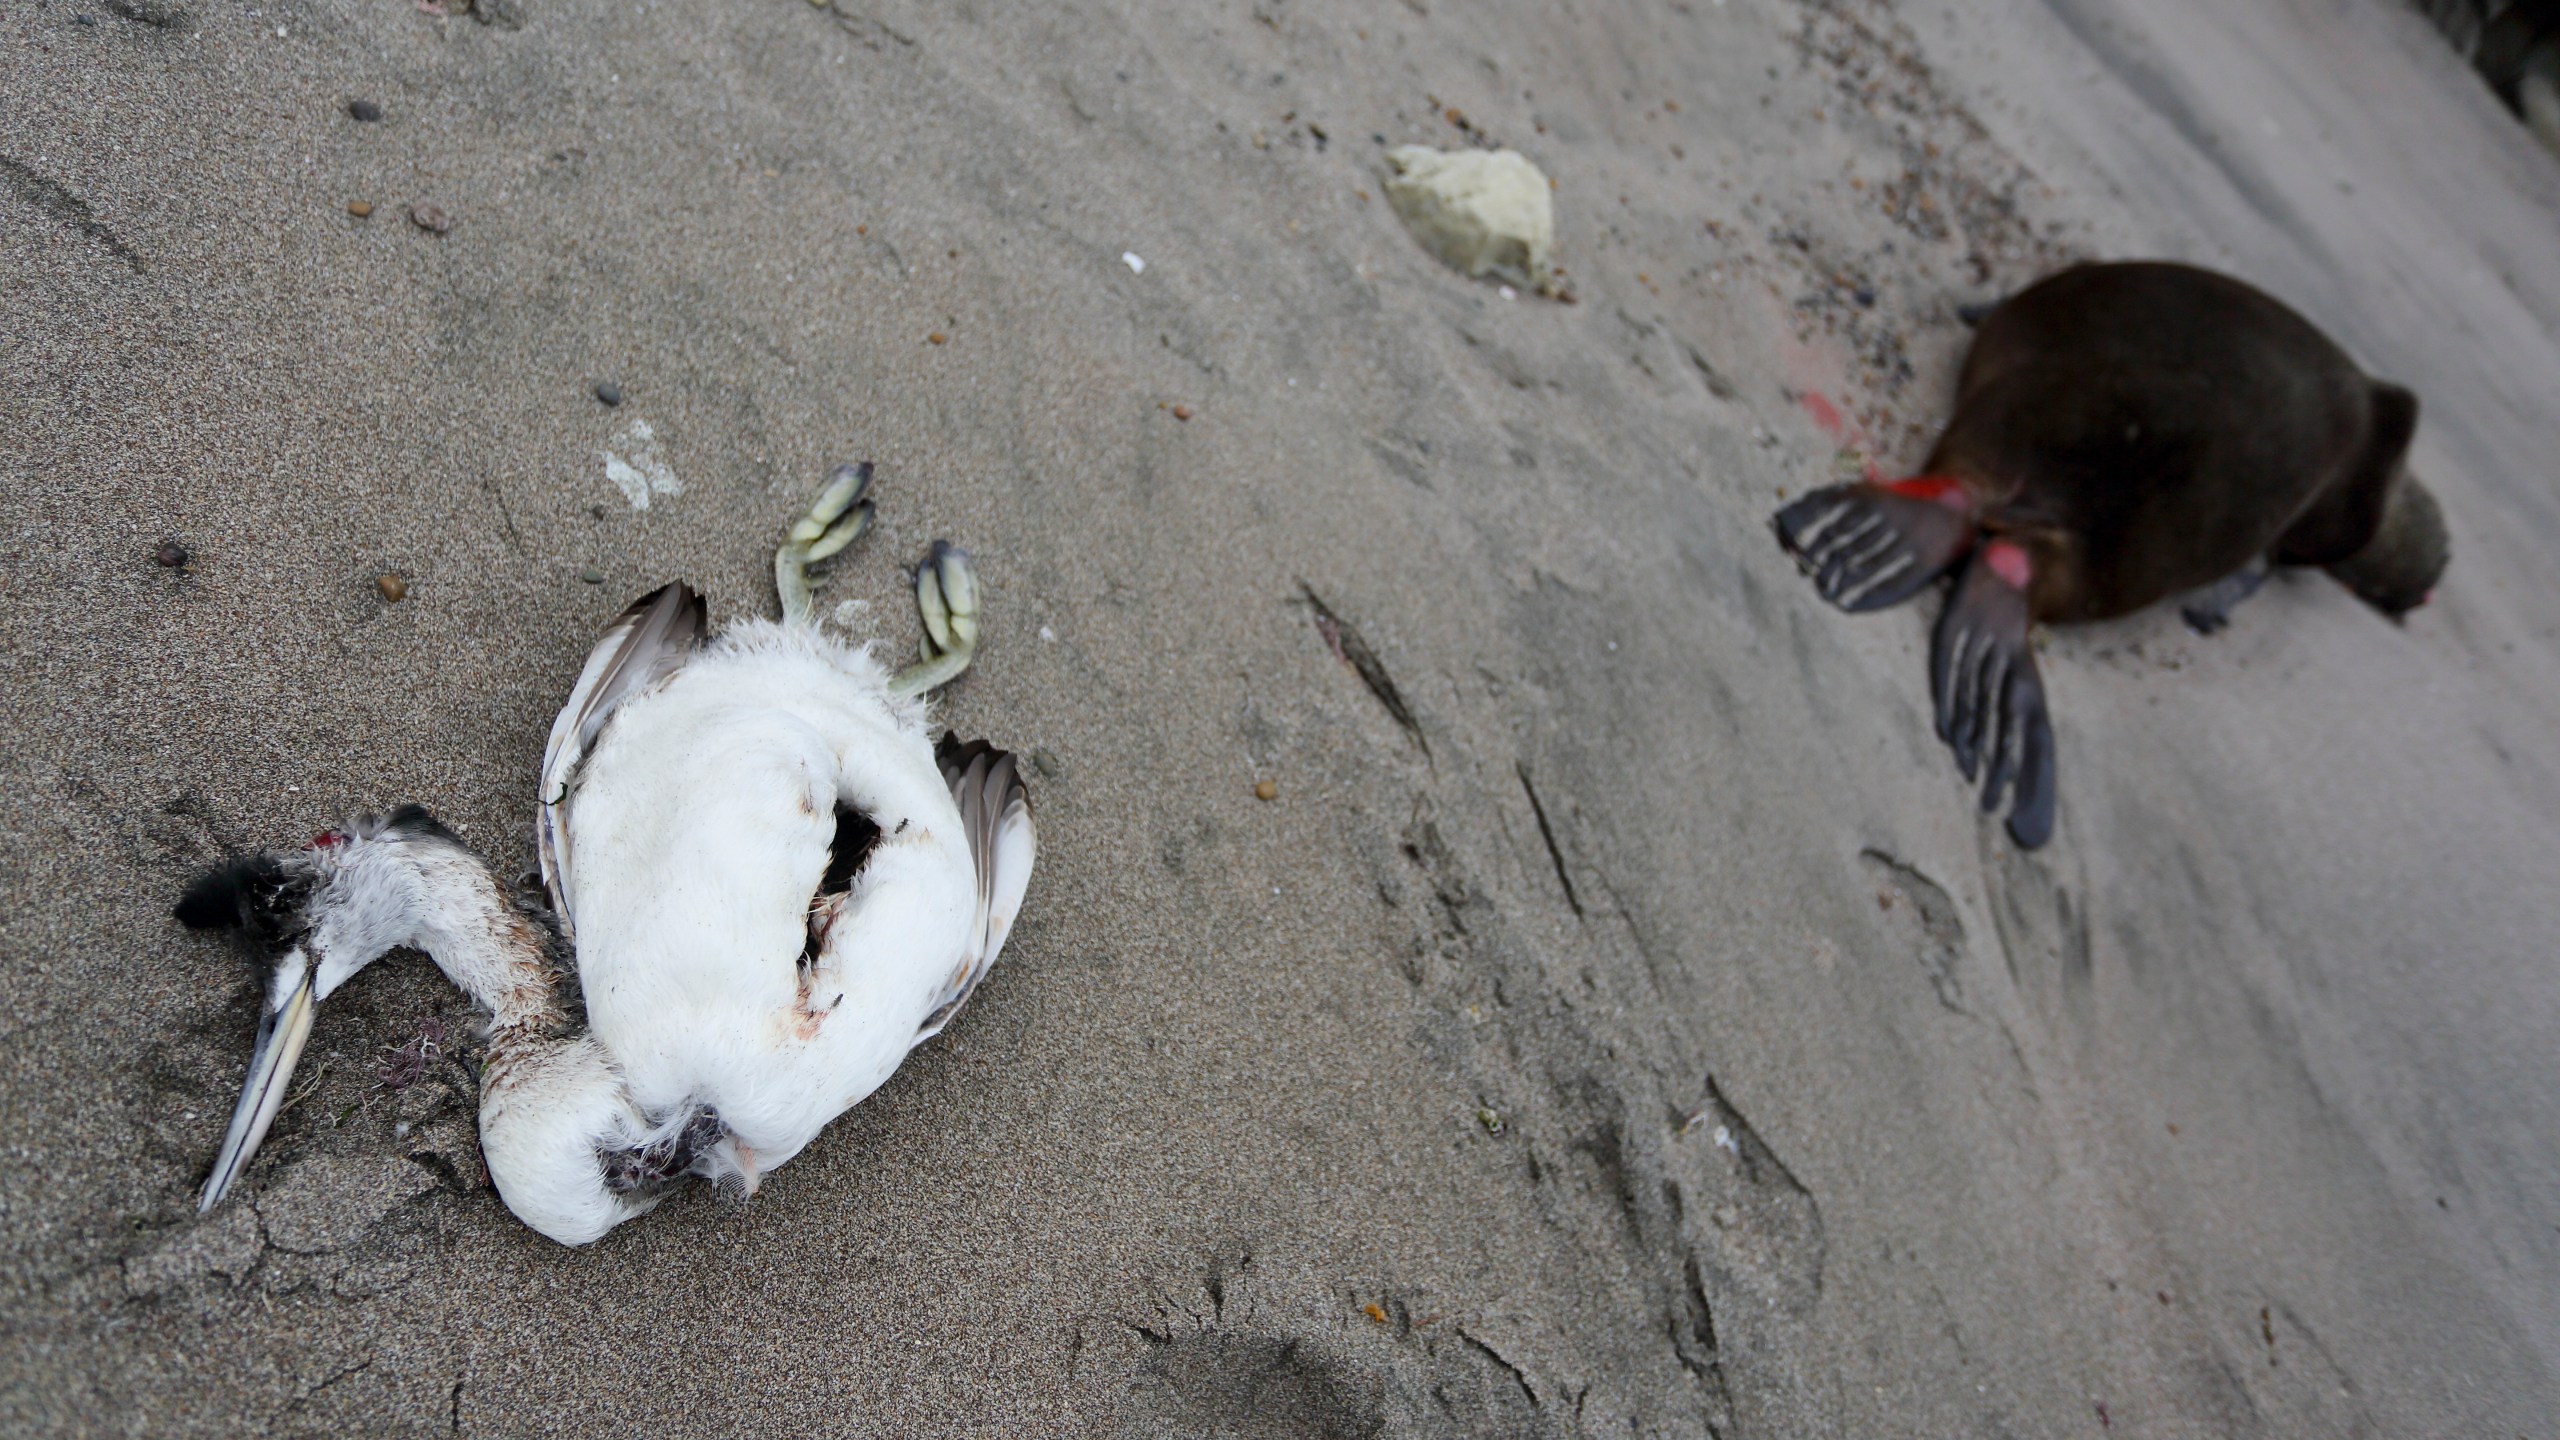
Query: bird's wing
[
  {"left": 911, "top": 735, "right": 1035, "bottom": 1045},
  {"left": 538, "top": 583, "right": 708, "bottom": 938}
]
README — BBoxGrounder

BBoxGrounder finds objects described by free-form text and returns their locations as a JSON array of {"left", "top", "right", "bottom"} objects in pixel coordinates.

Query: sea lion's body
[
  {"left": 1775, "top": 261, "right": 2446, "bottom": 847},
  {"left": 1936, "top": 263, "right": 2418, "bottom": 623}
]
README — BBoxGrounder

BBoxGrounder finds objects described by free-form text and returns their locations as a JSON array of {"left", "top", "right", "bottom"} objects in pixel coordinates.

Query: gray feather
[{"left": 537, "top": 583, "right": 709, "bottom": 938}]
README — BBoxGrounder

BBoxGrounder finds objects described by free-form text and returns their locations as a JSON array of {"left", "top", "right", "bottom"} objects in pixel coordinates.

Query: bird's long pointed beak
[{"left": 200, "top": 954, "right": 318, "bottom": 1214}]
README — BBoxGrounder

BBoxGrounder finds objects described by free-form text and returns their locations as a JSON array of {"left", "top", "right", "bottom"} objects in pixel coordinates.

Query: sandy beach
[{"left": 5, "top": 0, "right": 2558, "bottom": 1433}]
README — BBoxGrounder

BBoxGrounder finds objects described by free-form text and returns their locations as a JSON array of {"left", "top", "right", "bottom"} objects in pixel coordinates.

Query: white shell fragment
[
  {"left": 601, "top": 418, "right": 684, "bottom": 511},
  {"left": 1122, "top": 251, "right": 1146, "bottom": 274},
  {"left": 1381, "top": 145, "right": 1555, "bottom": 291}
]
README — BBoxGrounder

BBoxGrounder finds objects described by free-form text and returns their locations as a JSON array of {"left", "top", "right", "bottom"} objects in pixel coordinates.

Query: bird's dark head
[
  {"left": 175, "top": 850, "right": 315, "bottom": 954},
  {"left": 176, "top": 806, "right": 463, "bottom": 960},
  {"left": 2329, "top": 475, "right": 2449, "bottom": 621}
]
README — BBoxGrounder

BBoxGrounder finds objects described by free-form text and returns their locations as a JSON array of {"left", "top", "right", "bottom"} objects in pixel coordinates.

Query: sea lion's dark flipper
[
  {"left": 1773, "top": 480, "right": 1976, "bottom": 613},
  {"left": 1932, "top": 542, "right": 2058, "bottom": 849},
  {"left": 2178, "top": 557, "right": 2270, "bottom": 635}
]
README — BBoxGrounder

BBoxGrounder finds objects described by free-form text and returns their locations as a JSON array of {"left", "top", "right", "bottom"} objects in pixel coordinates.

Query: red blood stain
[
  {"left": 1796, "top": 390, "right": 1884, "bottom": 483},
  {"left": 1799, "top": 389, "right": 1847, "bottom": 438},
  {"left": 1885, "top": 474, "right": 1970, "bottom": 509}
]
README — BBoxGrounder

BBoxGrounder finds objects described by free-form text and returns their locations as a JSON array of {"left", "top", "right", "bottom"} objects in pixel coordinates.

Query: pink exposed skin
[{"left": 1982, "top": 538, "right": 2034, "bottom": 591}]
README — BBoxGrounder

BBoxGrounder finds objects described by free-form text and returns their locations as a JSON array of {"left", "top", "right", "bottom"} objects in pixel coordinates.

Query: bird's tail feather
[
  {"left": 913, "top": 736, "right": 1036, "bottom": 1045},
  {"left": 601, "top": 1101, "right": 756, "bottom": 1199}
]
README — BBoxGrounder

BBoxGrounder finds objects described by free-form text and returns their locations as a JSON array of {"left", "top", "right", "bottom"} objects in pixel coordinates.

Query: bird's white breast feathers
[{"left": 559, "top": 621, "right": 976, "bottom": 1163}]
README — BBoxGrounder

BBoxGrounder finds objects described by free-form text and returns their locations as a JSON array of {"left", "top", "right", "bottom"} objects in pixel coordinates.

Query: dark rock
[
  {"left": 593, "top": 380, "right": 622, "bottom": 406},
  {"left": 347, "top": 99, "right": 383, "bottom": 123},
  {"left": 153, "top": 538, "right": 189, "bottom": 568},
  {"left": 105, "top": 0, "right": 188, "bottom": 26}
]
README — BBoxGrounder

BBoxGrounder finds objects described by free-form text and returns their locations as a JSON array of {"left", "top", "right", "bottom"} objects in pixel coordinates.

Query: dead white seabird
[{"left": 180, "top": 466, "right": 1035, "bottom": 1244}]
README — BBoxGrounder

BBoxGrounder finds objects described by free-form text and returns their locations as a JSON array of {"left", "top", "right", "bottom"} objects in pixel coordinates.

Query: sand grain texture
[{"left": 5, "top": 0, "right": 2557, "bottom": 1435}]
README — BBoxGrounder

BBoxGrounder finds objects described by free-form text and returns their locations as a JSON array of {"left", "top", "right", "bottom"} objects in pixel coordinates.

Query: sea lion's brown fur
[
  {"left": 1774, "top": 260, "right": 2448, "bottom": 847},
  {"left": 1936, "top": 262, "right": 2427, "bottom": 622}
]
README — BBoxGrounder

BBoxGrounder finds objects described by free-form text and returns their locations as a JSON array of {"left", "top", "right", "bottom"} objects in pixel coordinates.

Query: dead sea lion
[{"left": 1773, "top": 261, "right": 2448, "bottom": 848}]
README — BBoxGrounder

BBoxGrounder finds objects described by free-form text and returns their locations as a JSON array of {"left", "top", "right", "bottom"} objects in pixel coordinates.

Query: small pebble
[
  {"left": 73, "top": 13, "right": 96, "bottom": 25},
  {"left": 376, "top": 574, "right": 408, "bottom": 602},
  {"left": 1171, "top": 404, "right": 1193, "bottom": 421},
  {"left": 1853, "top": 285, "right": 1877, "bottom": 307},
  {"left": 348, "top": 99, "right": 384, "bottom": 123},
  {"left": 153, "top": 539, "right": 189, "bottom": 569},
  {"left": 408, "top": 203, "right": 451, "bottom": 234},
  {"left": 579, "top": 567, "right": 605, "bottom": 584},
  {"left": 347, "top": 200, "right": 374, "bottom": 218},
  {"left": 1254, "top": 780, "right": 1277, "bottom": 802},
  {"left": 926, "top": 332, "right": 948, "bottom": 345},
  {"left": 593, "top": 381, "right": 622, "bottom": 406}
]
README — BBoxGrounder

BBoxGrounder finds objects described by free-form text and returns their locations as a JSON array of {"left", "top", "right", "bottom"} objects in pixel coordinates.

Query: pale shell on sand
[{"left": 1381, "top": 145, "right": 1555, "bottom": 293}]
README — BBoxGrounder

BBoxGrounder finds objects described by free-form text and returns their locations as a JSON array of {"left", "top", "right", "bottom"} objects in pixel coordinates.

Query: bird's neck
[{"left": 413, "top": 864, "right": 573, "bottom": 1039}]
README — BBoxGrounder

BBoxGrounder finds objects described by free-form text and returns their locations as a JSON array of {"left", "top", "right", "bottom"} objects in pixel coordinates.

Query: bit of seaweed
[{"left": 1301, "top": 585, "right": 1429, "bottom": 755}]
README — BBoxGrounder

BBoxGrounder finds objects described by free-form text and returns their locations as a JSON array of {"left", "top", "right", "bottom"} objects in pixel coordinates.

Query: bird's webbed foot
[
  {"left": 774, "top": 462, "right": 876, "bottom": 626},
  {"left": 2178, "top": 557, "right": 2270, "bottom": 635},
  {"left": 888, "top": 540, "right": 981, "bottom": 698},
  {"left": 1932, "top": 541, "right": 2059, "bottom": 849}
]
